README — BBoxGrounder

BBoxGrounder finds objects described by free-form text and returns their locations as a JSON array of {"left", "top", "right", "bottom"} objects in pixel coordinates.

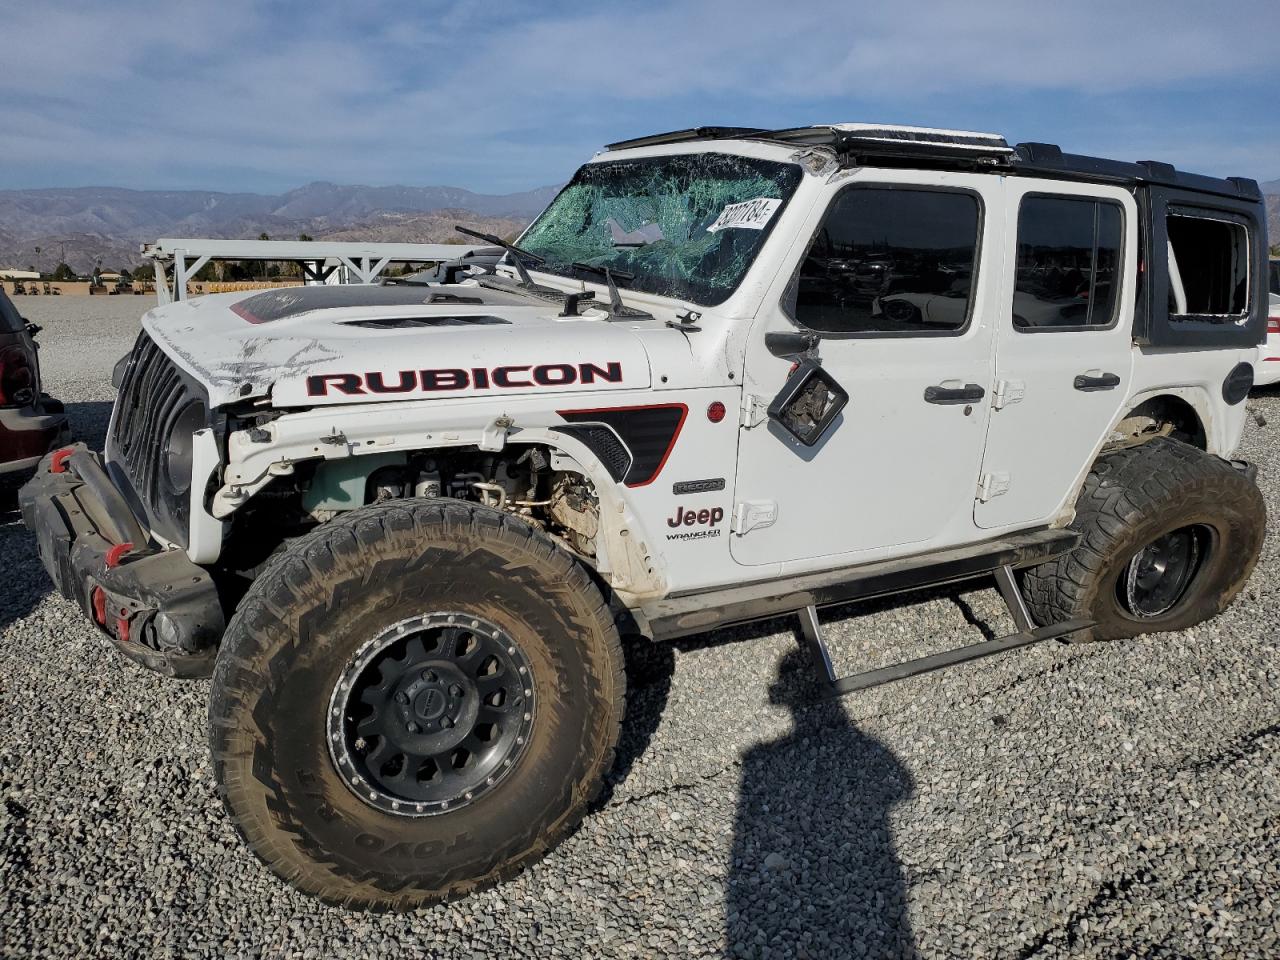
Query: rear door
[{"left": 974, "top": 181, "right": 1137, "bottom": 529}]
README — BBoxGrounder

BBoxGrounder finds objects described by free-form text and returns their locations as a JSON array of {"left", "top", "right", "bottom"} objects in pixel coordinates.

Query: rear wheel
[
  {"left": 209, "top": 500, "right": 624, "bottom": 909},
  {"left": 1024, "top": 438, "right": 1264, "bottom": 640}
]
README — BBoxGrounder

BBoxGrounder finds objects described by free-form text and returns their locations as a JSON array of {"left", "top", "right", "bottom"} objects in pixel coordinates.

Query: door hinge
[
  {"left": 977, "top": 471, "right": 1011, "bottom": 502},
  {"left": 732, "top": 500, "right": 778, "bottom": 535},
  {"left": 991, "top": 379, "right": 1025, "bottom": 411},
  {"left": 742, "top": 393, "right": 769, "bottom": 429}
]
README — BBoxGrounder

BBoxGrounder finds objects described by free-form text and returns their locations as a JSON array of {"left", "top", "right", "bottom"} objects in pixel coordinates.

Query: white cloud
[{"left": 0, "top": 0, "right": 1276, "bottom": 190}]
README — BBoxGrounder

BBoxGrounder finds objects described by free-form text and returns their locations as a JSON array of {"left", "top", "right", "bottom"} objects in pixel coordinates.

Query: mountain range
[
  {"left": 0, "top": 182, "right": 560, "bottom": 273},
  {"left": 0, "top": 177, "right": 1276, "bottom": 275}
]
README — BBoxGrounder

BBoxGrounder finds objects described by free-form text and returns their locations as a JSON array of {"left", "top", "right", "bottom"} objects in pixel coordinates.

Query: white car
[
  {"left": 20, "top": 123, "right": 1272, "bottom": 909},
  {"left": 1256, "top": 258, "right": 1280, "bottom": 385}
]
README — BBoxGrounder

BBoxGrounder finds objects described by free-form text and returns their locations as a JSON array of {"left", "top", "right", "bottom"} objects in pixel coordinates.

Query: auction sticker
[{"left": 707, "top": 197, "right": 782, "bottom": 232}]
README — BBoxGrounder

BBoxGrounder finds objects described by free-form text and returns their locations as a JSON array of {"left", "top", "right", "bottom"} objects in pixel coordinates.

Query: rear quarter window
[
  {"left": 1135, "top": 186, "right": 1264, "bottom": 348},
  {"left": 1166, "top": 210, "right": 1250, "bottom": 318}
]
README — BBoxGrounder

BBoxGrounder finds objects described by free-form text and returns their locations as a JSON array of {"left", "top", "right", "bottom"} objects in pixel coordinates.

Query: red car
[{"left": 0, "top": 290, "right": 68, "bottom": 492}]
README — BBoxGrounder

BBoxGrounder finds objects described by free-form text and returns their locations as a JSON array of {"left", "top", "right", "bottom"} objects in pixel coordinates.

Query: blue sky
[{"left": 2, "top": 0, "right": 1277, "bottom": 194}]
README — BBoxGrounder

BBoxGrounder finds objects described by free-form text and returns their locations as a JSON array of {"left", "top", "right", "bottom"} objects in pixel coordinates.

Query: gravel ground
[{"left": 2, "top": 295, "right": 1278, "bottom": 959}]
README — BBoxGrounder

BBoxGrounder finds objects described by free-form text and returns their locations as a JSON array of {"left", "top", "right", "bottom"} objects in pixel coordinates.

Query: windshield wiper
[
  {"left": 454, "top": 225, "right": 547, "bottom": 289},
  {"left": 570, "top": 262, "right": 651, "bottom": 319}
]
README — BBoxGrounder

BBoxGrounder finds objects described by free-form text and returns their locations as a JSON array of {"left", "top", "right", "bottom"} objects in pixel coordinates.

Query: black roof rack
[
  {"left": 604, "top": 126, "right": 765, "bottom": 151},
  {"left": 602, "top": 123, "right": 1262, "bottom": 202},
  {"left": 1009, "top": 142, "right": 1261, "bottom": 201}
]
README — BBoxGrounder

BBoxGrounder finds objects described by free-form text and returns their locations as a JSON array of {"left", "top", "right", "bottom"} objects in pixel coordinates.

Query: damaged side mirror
[
  {"left": 767, "top": 358, "right": 848, "bottom": 447},
  {"left": 764, "top": 330, "right": 818, "bottom": 360}
]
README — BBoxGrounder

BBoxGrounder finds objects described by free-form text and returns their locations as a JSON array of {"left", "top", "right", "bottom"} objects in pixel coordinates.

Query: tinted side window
[
  {"left": 0, "top": 291, "right": 23, "bottom": 332},
  {"left": 792, "top": 188, "right": 981, "bottom": 334},
  {"left": 1014, "top": 196, "right": 1123, "bottom": 329},
  {"left": 1270, "top": 260, "right": 1280, "bottom": 296}
]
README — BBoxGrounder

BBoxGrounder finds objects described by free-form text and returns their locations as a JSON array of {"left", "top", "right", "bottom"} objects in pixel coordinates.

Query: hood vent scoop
[
  {"left": 427, "top": 293, "right": 485, "bottom": 305},
  {"left": 345, "top": 315, "right": 510, "bottom": 330}
]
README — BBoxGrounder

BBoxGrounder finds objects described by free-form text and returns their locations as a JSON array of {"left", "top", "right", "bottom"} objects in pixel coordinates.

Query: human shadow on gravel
[{"left": 727, "top": 650, "right": 917, "bottom": 960}]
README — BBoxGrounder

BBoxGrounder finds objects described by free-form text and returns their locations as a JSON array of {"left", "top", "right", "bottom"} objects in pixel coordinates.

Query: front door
[
  {"left": 731, "top": 172, "right": 1002, "bottom": 569},
  {"left": 974, "top": 182, "right": 1137, "bottom": 530}
]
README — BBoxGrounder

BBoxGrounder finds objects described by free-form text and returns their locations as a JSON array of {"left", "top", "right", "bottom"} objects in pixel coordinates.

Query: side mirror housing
[
  {"left": 764, "top": 330, "right": 818, "bottom": 359},
  {"left": 767, "top": 359, "right": 848, "bottom": 447}
]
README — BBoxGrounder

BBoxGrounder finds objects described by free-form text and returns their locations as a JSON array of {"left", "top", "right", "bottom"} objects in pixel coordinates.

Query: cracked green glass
[{"left": 518, "top": 153, "right": 803, "bottom": 307}]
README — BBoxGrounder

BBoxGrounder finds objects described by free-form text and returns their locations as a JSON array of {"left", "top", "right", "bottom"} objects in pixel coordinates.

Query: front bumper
[
  {"left": 19, "top": 444, "right": 224, "bottom": 677},
  {"left": 0, "top": 397, "right": 70, "bottom": 478}
]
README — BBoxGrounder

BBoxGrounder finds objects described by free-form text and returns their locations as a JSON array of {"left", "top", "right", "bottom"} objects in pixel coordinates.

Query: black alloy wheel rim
[
  {"left": 327, "top": 613, "right": 536, "bottom": 816},
  {"left": 1120, "top": 525, "right": 1209, "bottom": 619}
]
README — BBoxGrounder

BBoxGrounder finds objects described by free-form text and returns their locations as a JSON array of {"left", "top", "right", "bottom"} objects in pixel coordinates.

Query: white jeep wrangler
[{"left": 20, "top": 124, "right": 1271, "bottom": 909}]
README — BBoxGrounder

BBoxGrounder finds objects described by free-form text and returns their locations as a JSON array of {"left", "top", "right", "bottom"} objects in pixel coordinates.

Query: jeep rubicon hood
[{"left": 143, "top": 284, "right": 653, "bottom": 408}]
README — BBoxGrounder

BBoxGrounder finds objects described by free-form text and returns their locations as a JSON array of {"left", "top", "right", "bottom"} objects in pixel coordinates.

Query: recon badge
[{"left": 672, "top": 478, "right": 726, "bottom": 495}]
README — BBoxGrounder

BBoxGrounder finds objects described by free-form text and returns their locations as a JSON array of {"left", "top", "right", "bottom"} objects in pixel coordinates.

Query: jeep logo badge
[{"left": 667, "top": 506, "right": 724, "bottom": 528}]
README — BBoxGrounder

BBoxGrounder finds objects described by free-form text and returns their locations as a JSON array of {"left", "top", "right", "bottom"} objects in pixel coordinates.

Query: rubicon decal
[
  {"left": 666, "top": 505, "right": 725, "bottom": 542},
  {"left": 306, "top": 362, "right": 623, "bottom": 397}
]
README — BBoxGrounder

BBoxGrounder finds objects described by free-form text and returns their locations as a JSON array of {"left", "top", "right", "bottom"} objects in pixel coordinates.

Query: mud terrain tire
[
  {"left": 1023, "top": 438, "right": 1264, "bottom": 640},
  {"left": 209, "top": 500, "right": 624, "bottom": 909}
]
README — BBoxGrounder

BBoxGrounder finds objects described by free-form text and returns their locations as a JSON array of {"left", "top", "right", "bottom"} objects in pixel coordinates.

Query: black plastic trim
[
  {"left": 1073, "top": 373, "right": 1122, "bottom": 392},
  {"left": 556, "top": 404, "right": 688, "bottom": 487},
  {"left": 604, "top": 126, "right": 766, "bottom": 151},
  {"left": 18, "top": 445, "right": 224, "bottom": 677},
  {"left": 548, "top": 423, "right": 632, "bottom": 483},
  {"left": 1223, "top": 363, "right": 1254, "bottom": 405},
  {"left": 1137, "top": 188, "right": 1268, "bottom": 348},
  {"left": 644, "top": 528, "right": 1080, "bottom": 641}
]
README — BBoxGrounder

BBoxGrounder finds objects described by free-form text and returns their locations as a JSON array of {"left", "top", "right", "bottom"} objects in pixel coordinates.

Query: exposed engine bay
[{"left": 227, "top": 445, "right": 602, "bottom": 569}]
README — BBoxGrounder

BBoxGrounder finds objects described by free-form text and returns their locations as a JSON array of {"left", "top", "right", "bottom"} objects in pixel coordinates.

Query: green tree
[
  {"left": 282, "top": 234, "right": 315, "bottom": 277},
  {"left": 50, "top": 262, "right": 76, "bottom": 282}
]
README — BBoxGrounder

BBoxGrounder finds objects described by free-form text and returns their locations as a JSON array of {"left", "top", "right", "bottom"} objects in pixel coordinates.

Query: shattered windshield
[{"left": 517, "top": 153, "right": 804, "bottom": 307}]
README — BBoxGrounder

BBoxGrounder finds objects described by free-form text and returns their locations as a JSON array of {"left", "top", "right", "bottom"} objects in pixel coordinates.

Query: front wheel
[
  {"left": 209, "top": 501, "right": 624, "bottom": 909},
  {"left": 1023, "top": 438, "right": 1265, "bottom": 640}
]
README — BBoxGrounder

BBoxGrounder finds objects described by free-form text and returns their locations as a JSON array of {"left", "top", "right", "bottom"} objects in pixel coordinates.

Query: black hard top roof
[{"left": 602, "top": 124, "right": 1262, "bottom": 202}]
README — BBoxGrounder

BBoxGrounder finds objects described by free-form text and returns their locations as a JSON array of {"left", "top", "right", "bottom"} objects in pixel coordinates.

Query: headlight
[{"left": 164, "top": 401, "right": 207, "bottom": 495}]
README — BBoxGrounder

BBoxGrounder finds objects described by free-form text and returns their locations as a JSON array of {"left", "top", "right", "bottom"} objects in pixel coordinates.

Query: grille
[{"left": 108, "top": 332, "right": 206, "bottom": 544}]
